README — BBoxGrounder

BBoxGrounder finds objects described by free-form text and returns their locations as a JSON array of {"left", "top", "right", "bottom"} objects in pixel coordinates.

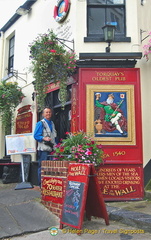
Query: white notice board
[{"left": 5, "top": 133, "right": 36, "bottom": 155}]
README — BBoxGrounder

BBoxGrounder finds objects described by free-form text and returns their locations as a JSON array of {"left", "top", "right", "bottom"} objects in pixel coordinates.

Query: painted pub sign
[
  {"left": 71, "top": 68, "right": 143, "bottom": 200},
  {"left": 16, "top": 105, "right": 32, "bottom": 134},
  {"left": 42, "top": 177, "right": 64, "bottom": 204}
]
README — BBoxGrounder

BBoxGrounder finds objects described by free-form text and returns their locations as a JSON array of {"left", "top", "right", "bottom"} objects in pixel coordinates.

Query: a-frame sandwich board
[{"left": 60, "top": 163, "right": 109, "bottom": 231}]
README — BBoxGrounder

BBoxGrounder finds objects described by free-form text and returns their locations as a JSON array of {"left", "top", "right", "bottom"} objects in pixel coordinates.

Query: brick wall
[{"left": 41, "top": 160, "right": 72, "bottom": 218}]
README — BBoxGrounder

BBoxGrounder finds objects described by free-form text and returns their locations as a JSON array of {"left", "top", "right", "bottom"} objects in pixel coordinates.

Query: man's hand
[
  {"left": 96, "top": 93, "right": 101, "bottom": 100},
  {"left": 43, "top": 137, "right": 51, "bottom": 141}
]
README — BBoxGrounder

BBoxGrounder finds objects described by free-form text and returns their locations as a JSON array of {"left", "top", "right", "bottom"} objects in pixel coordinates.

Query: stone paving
[{"left": 1, "top": 181, "right": 151, "bottom": 240}]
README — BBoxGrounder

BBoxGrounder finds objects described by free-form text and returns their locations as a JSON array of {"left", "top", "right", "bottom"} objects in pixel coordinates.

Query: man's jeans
[{"left": 37, "top": 151, "right": 52, "bottom": 187}]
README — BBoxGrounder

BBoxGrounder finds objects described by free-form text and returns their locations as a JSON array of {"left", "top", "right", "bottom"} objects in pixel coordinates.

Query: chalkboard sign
[
  {"left": 60, "top": 163, "right": 109, "bottom": 230},
  {"left": 61, "top": 181, "right": 84, "bottom": 227}
]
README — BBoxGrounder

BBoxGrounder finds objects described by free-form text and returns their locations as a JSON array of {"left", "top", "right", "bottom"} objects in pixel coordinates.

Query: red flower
[
  {"left": 60, "top": 147, "right": 64, "bottom": 153},
  {"left": 50, "top": 49, "right": 56, "bottom": 53},
  {"left": 56, "top": 143, "right": 61, "bottom": 147},
  {"left": 85, "top": 149, "right": 92, "bottom": 155}
]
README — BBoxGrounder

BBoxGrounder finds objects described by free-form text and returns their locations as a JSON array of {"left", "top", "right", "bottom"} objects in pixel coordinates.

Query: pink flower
[
  {"left": 85, "top": 149, "right": 92, "bottom": 155},
  {"left": 96, "top": 144, "right": 102, "bottom": 149},
  {"left": 2, "top": 94, "right": 5, "bottom": 98}
]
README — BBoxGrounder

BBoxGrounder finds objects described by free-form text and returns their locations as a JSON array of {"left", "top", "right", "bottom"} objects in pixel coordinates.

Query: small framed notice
[{"left": 5, "top": 133, "right": 36, "bottom": 155}]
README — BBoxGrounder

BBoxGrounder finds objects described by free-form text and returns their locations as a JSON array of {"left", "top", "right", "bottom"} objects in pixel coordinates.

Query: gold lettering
[
  {"left": 115, "top": 77, "right": 126, "bottom": 81},
  {"left": 42, "top": 189, "right": 63, "bottom": 198},
  {"left": 92, "top": 71, "right": 126, "bottom": 81}
]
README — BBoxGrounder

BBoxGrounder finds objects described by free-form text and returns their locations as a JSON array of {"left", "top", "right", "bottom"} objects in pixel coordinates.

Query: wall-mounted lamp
[
  {"left": 141, "top": 0, "right": 146, "bottom": 5},
  {"left": 102, "top": 23, "right": 116, "bottom": 53},
  {"left": 16, "top": 6, "right": 31, "bottom": 15}
]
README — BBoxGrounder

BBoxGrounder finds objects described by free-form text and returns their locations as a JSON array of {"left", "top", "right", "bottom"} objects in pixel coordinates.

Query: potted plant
[
  {"left": 29, "top": 30, "right": 77, "bottom": 110},
  {"left": 52, "top": 131, "right": 104, "bottom": 166},
  {"left": 0, "top": 80, "right": 25, "bottom": 134}
]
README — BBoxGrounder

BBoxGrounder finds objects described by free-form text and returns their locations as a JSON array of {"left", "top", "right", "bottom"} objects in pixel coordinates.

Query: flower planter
[{"left": 41, "top": 160, "right": 75, "bottom": 218}]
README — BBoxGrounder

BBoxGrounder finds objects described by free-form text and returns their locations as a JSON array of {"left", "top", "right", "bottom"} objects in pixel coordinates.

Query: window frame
[
  {"left": 8, "top": 35, "right": 15, "bottom": 74},
  {"left": 85, "top": 0, "right": 131, "bottom": 43}
]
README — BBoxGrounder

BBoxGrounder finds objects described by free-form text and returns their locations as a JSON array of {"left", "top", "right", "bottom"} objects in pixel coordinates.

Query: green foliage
[
  {"left": 0, "top": 80, "right": 25, "bottom": 133},
  {"left": 53, "top": 131, "right": 104, "bottom": 166},
  {"left": 29, "top": 30, "right": 77, "bottom": 110},
  {"left": 145, "top": 179, "right": 151, "bottom": 191}
]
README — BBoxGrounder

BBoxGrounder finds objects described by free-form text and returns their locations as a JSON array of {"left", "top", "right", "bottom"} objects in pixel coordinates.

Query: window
[
  {"left": 8, "top": 36, "right": 15, "bottom": 73},
  {"left": 86, "top": 0, "right": 130, "bottom": 42}
]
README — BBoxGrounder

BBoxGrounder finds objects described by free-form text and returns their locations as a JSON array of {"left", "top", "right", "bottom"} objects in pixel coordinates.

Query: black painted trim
[
  {"left": 76, "top": 60, "right": 137, "bottom": 68},
  {"left": 79, "top": 52, "right": 142, "bottom": 60},
  {"left": 84, "top": 36, "right": 131, "bottom": 43}
]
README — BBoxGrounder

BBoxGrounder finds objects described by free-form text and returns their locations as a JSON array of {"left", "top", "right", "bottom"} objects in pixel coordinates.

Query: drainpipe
[
  {"left": 0, "top": 31, "right": 5, "bottom": 158},
  {"left": 0, "top": 31, "right": 4, "bottom": 80}
]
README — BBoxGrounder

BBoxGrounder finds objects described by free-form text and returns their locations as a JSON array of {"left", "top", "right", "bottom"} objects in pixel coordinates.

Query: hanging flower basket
[
  {"left": 29, "top": 30, "right": 77, "bottom": 111},
  {"left": 0, "top": 80, "right": 25, "bottom": 133}
]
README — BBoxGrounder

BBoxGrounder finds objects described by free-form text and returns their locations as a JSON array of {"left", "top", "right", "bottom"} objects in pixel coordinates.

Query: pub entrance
[{"left": 44, "top": 84, "right": 72, "bottom": 142}]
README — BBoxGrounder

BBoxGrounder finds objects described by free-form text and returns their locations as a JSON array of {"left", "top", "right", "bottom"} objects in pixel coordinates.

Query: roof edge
[{"left": 0, "top": 0, "right": 37, "bottom": 33}]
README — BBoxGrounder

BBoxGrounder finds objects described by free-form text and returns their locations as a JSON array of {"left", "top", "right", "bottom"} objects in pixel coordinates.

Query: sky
[{"left": 0, "top": 0, "right": 25, "bottom": 27}]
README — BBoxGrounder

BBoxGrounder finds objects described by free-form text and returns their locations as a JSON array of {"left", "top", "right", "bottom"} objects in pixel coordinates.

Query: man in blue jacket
[{"left": 34, "top": 107, "right": 57, "bottom": 187}]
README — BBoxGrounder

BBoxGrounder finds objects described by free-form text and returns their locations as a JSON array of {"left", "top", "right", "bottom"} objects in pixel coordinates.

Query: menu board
[
  {"left": 5, "top": 133, "right": 36, "bottom": 155},
  {"left": 60, "top": 163, "right": 109, "bottom": 230},
  {"left": 61, "top": 181, "right": 84, "bottom": 227}
]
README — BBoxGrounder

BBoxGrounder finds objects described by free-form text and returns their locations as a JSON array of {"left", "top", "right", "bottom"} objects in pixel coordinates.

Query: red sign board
[
  {"left": 16, "top": 112, "right": 32, "bottom": 134},
  {"left": 60, "top": 163, "right": 109, "bottom": 230},
  {"left": 71, "top": 83, "right": 79, "bottom": 133},
  {"left": 17, "top": 105, "right": 31, "bottom": 114},
  {"left": 42, "top": 177, "right": 63, "bottom": 204},
  {"left": 70, "top": 68, "right": 143, "bottom": 200},
  {"left": 96, "top": 164, "right": 144, "bottom": 201}
]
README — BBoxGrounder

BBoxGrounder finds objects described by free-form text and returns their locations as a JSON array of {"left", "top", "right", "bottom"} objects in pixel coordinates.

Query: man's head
[
  {"left": 42, "top": 107, "right": 52, "bottom": 120},
  {"left": 95, "top": 93, "right": 101, "bottom": 98},
  {"left": 106, "top": 93, "right": 114, "bottom": 104}
]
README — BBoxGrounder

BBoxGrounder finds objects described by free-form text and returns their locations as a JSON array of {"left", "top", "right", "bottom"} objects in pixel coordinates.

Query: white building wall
[{"left": 136, "top": 0, "right": 151, "bottom": 166}]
